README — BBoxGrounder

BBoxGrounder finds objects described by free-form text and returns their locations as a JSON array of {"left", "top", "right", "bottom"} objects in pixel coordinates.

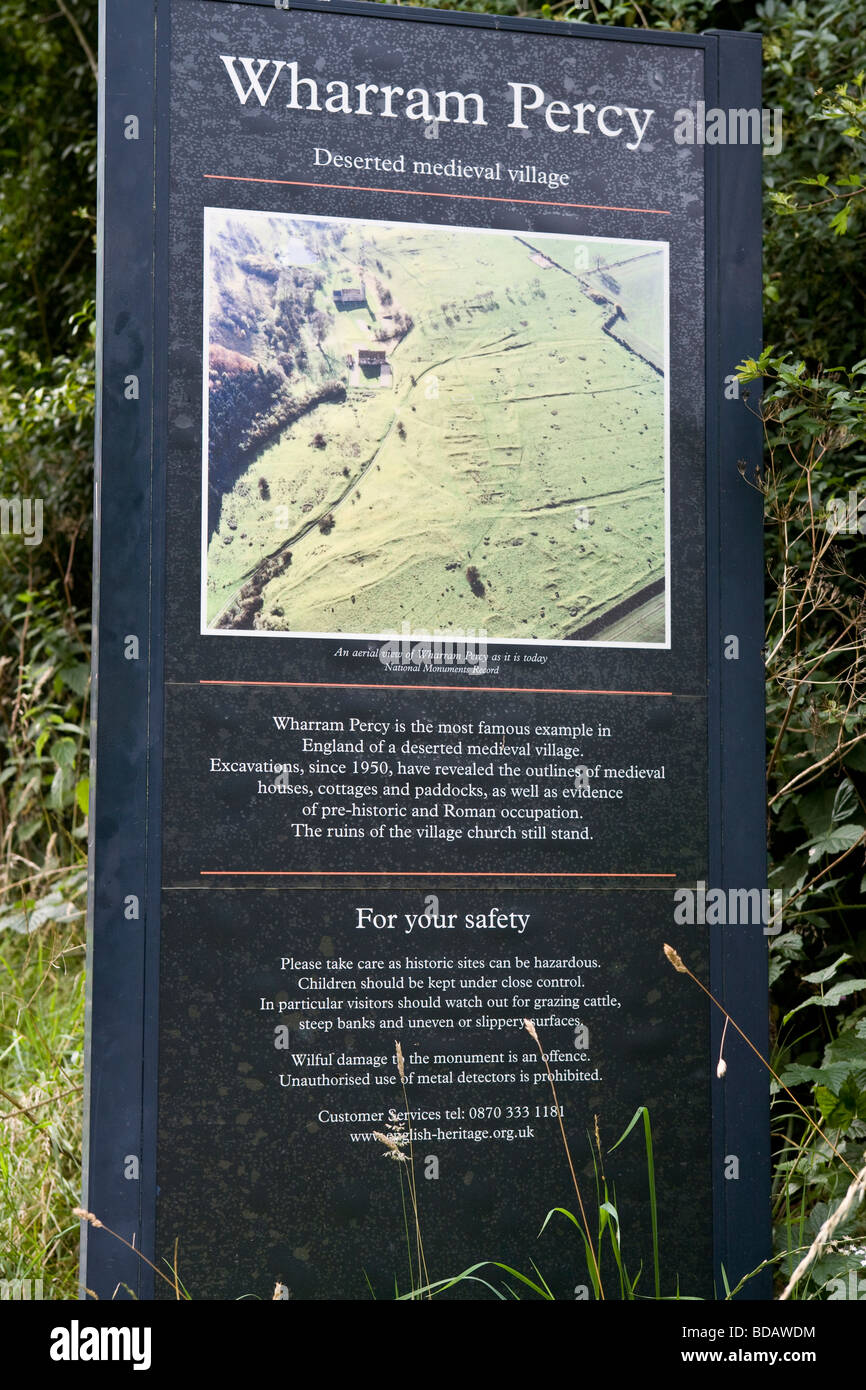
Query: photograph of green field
[{"left": 201, "top": 208, "right": 668, "bottom": 645}]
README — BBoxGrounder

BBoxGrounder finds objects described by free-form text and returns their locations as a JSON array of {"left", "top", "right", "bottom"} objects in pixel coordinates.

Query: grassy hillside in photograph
[{"left": 204, "top": 214, "right": 667, "bottom": 644}]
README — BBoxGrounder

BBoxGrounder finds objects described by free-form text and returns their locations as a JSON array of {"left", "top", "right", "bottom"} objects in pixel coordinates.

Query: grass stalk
[
  {"left": 395, "top": 1041, "right": 431, "bottom": 1298},
  {"left": 610, "top": 1105, "right": 660, "bottom": 1298},
  {"left": 524, "top": 1018, "right": 604, "bottom": 1299},
  {"left": 73, "top": 1208, "right": 189, "bottom": 1299},
  {"left": 779, "top": 1157, "right": 866, "bottom": 1299}
]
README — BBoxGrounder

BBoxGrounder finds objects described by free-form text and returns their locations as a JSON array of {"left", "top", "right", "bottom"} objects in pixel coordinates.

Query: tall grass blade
[
  {"left": 609, "top": 1105, "right": 660, "bottom": 1298},
  {"left": 539, "top": 1206, "right": 601, "bottom": 1299}
]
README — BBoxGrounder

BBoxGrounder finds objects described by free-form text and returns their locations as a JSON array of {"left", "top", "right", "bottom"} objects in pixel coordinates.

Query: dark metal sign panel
[{"left": 84, "top": 0, "right": 767, "bottom": 1301}]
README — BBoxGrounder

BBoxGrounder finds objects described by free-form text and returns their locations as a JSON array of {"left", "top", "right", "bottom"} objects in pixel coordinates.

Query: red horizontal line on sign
[
  {"left": 199, "top": 680, "right": 673, "bottom": 696},
  {"left": 203, "top": 173, "right": 672, "bottom": 216},
  {"left": 200, "top": 871, "right": 676, "bottom": 878}
]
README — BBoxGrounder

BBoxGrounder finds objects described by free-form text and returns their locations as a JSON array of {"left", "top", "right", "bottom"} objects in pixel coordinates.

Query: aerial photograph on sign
[{"left": 201, "top": 208, "right": 669, "bottom": 646}]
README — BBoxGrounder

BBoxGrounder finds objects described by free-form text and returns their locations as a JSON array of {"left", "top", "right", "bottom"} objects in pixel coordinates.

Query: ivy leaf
[
  {"left": 59, "top": 662, "right": 90, "bottom": 696},
  {"left": 49, "top": 766, "right": 67, "bottom": 809},
  {"left": 784, "top": 978, "right": 866, "bottom": 1023},
  {"left": 820, "top": 978, "right": 866, "bottom": 1007},
  {"left": 27, "top": 893, "right": 85, "bottom": 931},
  {"left": 802, "top": 953, "right": 851, "bottom": 985},
  {"left": 831, "top": 778, "right": 858, "bottom": 823},
  {"left": 49, "top": 736, "right": 77, "bottom": 769},
  {"left": 778, "top": 1062, "right": 832, "bottom": 1087},
  {"left": 797, "top": 786, "right": 837, "bottom": 839},
  {"left": 17, "top": 819, "right": 42, "bottom": 845},
  {"left": 769, "top": 956, "right": 789, "bottom": 986},
  {"left": 815, "top": 1082, "right": 855, "bottom": 1128},
  {"left": 823, "top": 1030, "right": 866, "bottom": 1072},
  {"left": 805, "top": 823, "right": 865, "bottom": 860}
]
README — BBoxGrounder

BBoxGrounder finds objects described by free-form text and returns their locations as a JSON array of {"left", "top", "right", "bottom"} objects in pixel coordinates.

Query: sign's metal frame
[{"left": 84, "top": 0, "right": 767, "bottom": 1300}]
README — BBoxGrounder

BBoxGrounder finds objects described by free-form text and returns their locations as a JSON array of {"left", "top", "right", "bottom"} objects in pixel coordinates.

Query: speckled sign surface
[{"left": 90, "top": 0, "right": 763, "bottom": 1302}]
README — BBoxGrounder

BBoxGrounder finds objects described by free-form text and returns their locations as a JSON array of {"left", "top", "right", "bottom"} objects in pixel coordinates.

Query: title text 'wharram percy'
[{"left": 219, "top": 57, "right": 656, "bottom": 150}]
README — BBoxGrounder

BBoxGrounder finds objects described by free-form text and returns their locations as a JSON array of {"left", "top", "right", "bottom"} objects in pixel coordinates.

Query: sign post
[{"left": 84, "top": 0, "right": 767, "bottom": 1300}]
